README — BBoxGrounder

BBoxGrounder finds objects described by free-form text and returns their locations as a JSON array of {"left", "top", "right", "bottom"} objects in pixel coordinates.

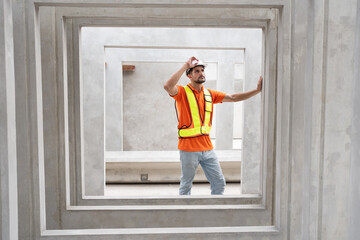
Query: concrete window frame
[
  {"left": 98, "top": 33, "right": 257, "bottom": 192},
  {"left": 34, "top": 1, "right": 287, "bottom": 237},
  {"left": 103, "top": 54, "right": 244, "bottom": 186}
]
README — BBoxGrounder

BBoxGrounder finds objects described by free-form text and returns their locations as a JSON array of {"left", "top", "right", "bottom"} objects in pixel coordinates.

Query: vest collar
[{"left": 187, "top": 83, "right": 204, "bottom": 94}]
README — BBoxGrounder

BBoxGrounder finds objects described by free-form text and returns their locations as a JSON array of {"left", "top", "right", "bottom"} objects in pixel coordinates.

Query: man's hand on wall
[{"left": 257, "top": 76, "right": 263, "bottom": 92}]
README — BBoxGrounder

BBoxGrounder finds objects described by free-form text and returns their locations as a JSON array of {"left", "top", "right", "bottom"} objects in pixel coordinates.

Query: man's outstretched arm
[
  {"left": 223, "top": 76, "right": 263, "bottom": 102},
  {"left": 163, "top": 57, "right": 197, "bottom": 96}
]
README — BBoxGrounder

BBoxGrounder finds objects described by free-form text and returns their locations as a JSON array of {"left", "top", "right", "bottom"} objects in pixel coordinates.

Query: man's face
[{"left": 188, "top": 66, "right": 206, "bottom": 84}]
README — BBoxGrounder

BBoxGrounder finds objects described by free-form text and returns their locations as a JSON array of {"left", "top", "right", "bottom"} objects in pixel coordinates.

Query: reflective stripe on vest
[{"left": 178, "top": 85, "right": 213, "bottom": 138}]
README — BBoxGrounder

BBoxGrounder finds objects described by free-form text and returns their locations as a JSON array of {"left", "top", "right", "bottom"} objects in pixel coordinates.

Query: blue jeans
[{"left": 179, "top": 150, "right": 226, "bottom": 195}]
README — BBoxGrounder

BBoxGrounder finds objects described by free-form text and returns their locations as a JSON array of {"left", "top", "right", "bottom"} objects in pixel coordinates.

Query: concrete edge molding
[
  {"left": 57, "top": 7, "right": 276, "bottom": 199},
  {"left": 41, "top": 225, "right": 279, "bottom": 236},
  {"left": 61, "top": 11, "right": 277, "bottom": 201},
  {"left": 35, "top": 1, "right": 276, "bottom": 232},
  {"left": 33, "top": 0, "right": 287, "bottom": 8},
  {"left": 65, "top": 203, "right": 265, "bottom": 210},
  {"left": 349, "top": 1, "right": 360, "bottom": 239},
  {"left": 61, "top": 10, "right": 277, "bottom": 201},
  {"left": 0, "top": 0, "right": 18, "bottom": 239},
  {"left": 41, "top": 8, "right": 271, "bottom": 232},
  {"left": 33, "top": 0, "right": 282, "bottom": 232}
]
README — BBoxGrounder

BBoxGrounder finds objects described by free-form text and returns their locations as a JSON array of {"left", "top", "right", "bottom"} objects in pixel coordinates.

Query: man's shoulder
[
  {"left": 171, "top": 85, "right": 185, "bottom": 99},
  {"left": 206, "top": 88, "right": 218, "bottom": 95},
  {"left": 207, "top": 89, "right": 226, "bottom": 103},
  {"left": 177, "top": 85, "right": 186, "bottom": 92}
]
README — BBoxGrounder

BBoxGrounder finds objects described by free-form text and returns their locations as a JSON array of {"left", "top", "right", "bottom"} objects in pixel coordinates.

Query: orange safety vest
[{"left": 177, "top": 85, "right": 213, "bottom": 138}]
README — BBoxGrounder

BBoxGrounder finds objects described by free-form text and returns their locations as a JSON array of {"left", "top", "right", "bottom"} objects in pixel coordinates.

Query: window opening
[{"left": 80, "top": 27, "right": 263, "bottom": 197}]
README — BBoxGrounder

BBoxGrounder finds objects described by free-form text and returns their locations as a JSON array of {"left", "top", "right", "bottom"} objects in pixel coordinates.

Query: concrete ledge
[{"left": 106, "top": 150, "right": 241, "bottom": 183}]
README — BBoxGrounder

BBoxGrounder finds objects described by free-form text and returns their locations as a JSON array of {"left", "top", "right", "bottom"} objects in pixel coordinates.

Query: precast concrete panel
[{"left": 7, "top": 0, "right": 360, "bottom": 239}]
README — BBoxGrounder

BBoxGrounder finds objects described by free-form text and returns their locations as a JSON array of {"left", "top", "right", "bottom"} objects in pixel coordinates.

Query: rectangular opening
[
  {"left": 37, "top": 3, "right": 280, "bottom": 232},
  {"left": 80, "top": 27, "right": 263, "bottom": 197}
]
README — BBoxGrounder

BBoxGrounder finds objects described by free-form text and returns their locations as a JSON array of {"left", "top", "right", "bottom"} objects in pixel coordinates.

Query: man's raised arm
[
  {"left": 223, "top": 76, "right": 263, "bottom": 102},
  {"left": 163, "top": 56, "right": 197, "bottom": 96}
]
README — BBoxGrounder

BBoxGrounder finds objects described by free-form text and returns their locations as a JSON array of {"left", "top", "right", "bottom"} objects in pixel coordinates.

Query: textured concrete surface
[
  {"left": 2, "top": 0, "right": 360, "bottom": 239},
  {"left": 0, "top": 0, "right": 18, "bottom": 239},
  {"left": 105, "top": 183, "right": 241, "bottom": 197}
]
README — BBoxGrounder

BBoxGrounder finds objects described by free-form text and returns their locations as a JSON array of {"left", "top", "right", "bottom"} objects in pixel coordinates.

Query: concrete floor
[{"left": 105, "top": 183, "right": 241, "bottom": 197}]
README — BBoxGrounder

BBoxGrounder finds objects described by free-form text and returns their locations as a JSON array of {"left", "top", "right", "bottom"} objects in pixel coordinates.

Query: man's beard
[{"left": 194, "top": 77, "right": 206, "bottom": 84}]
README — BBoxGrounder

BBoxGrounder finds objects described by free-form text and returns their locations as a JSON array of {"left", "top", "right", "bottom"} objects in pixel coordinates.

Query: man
[{"left": 163, "top": 56, "right": 263, "bottom": 195}]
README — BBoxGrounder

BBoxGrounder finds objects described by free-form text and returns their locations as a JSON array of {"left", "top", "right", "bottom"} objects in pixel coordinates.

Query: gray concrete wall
[
  {"left": 286, "top": 0, "right": 359, "bottom": 239},
  {"left": 2, "top": 0, "right": 360, "bottom": 239},
  {"left": 349, "top": 1, "right": 360, "bottom": 239},
  {"left": 121, "top": 61, "right": 187, "bottom": 151},
  {"left": 103, "top": 47, "right": 246, "bottom": 151},
  {"left": 0, "top": 0, "right": 18, "bottom": 239},
  {"left": 12, "top": 1, "right": 41, "bottom": 238},
  {"left": 318, "top": 1, "right": 358, "bottom": 238},
  {"left": 106, "top": 150, "right": 241, "bottom": 183}
]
